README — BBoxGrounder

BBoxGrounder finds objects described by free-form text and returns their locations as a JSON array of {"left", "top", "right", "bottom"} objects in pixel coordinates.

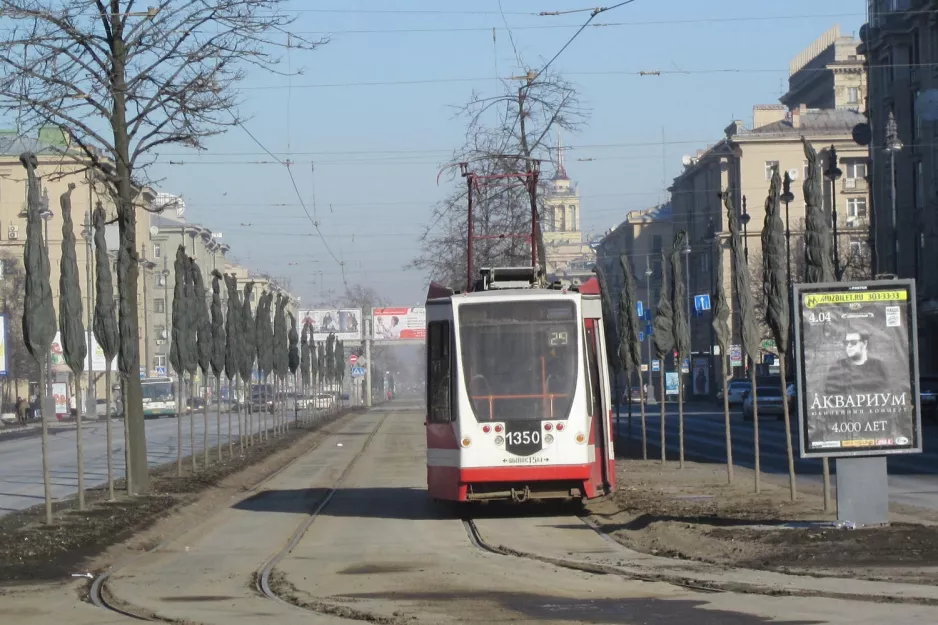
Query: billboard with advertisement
[
  {"left": 297, "top": 309, "right": 362, "bottom": 342},
  {"left": 51, "top": 331, "right": 116, "bottom": 373},
  {"left": 372, "top": 307, "right": 426, "bottom": 341},
  {"left": 793, "top": 280, "right": 922, "bottom": 459}
]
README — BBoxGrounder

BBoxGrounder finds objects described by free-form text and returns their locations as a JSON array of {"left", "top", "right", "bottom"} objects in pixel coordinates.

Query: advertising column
[{"left": 793, "top": 280, "right": 922, "bottom": 525}]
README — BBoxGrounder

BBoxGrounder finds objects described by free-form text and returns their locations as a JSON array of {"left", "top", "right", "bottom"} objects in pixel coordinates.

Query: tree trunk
[
  {"left": 678, "top": 367, "right": 685, "bottom": 470},
  {"left": 721, "top": 355, "right": 734, "bottom": 484},
  {"left": 750, "top": 364, "right": 761, "bottom": 493},
  {"left": 39, "top": 361, "right": 52, "bottom": 524},
  {"left": 659, "top": 368, "right": 666, "bottom": 463},
  {"left": 779, "top": 358, "right": 797, "bottom": 501},
  {"left": 189, "top": 375, "right": 196, "bottom": 471},
  {"left": 248, "top": 394, "right": 254, "bottom": 447},
  {"left": 203, "top": 377, "right": 209, "bottom": 467},
  {"left": 74, "top": 373, "right": 85, "bottom": 510},
  {"left": 294, "top": 373, "right": 298, "bottom": 427},
  {"left": 105, "top": 365, "right": 115, "bottom": 500},
  {"left": 176, "top": 376, "right": 185, "bottom": 476},
  {"left": 227, "top": 378, "right": 233, "bottom": 458},
  {"left": 216, "top": 376, "right": 222, "bottom": 462},
  {"left": 637, "top": 368, "right": 647, "bottom": 460},
  {"left": 122, "top": 376, "right": 133, "bottom": 495},
  {"left": 111, "top": 25, "right": 149, "bottom": 493}
]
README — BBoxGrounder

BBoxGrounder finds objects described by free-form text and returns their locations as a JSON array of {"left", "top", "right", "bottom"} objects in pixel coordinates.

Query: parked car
[
  {"left": 717, "top": 379, "right": 751, "bottom": 406},
  {"left": 742, "top": 384, "right": 795, "bottom": 421},
  {"left": 313, "top": 393, "right": 335, "bottom": 409}
]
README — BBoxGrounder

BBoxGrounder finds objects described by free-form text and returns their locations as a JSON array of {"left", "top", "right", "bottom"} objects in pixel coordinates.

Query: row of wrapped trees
[
  {"left": 166, "top": 249, "right": 348, "bottom": 475},
  {"left": 22, "top": 153, "right": 122, "bottom": 523},
  {"left": 608, "top": 139, "right": 836, "bottom": 509}
]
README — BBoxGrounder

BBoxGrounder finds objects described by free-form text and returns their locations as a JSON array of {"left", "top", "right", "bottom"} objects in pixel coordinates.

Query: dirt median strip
[
  {"left": 586, "top": 454, "right": 938, "bottom": 591},
  {"left": 0, "top": 407, "right": 366, "bottom": 585}
]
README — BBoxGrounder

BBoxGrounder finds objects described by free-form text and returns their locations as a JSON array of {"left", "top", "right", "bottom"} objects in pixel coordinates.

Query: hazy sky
[{"left": 141, "top": 0, "right": 866, "bottom": 308}]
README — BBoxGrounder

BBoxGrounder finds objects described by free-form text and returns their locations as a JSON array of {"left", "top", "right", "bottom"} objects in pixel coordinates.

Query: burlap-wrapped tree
[
  {"left": 21, "top": 153, "right": 56, "bottom": 524},
  {"left": 191, "top": 261, "right": 211, "bottom": 468},
  {"left": 652, "top": 250, "right": 674, "bottom": 463},
  {"left": 240, "top": 281, "right": 256, "bottom": 445},
  {"left": 711, "top": 225, "right": 734, "bottom": 484},
  {"left": 224, "top": 274, "right": 242, "bottom": 454},
  {"left": 255, "top": 291, "right": 273, "bottom": 439},
  {"left": 670, "top": 229, "right": 691, "bottom": 469},
  {"left": 184, "top": 258, "right": 201, "bottom": 471},
  {"left": 300, "top": 321, "right": 312, "bottom": 422},
  {"left": 169, "top": 245, "right": 190, "bottom": 476},
  {"left": 762, "top": 166, "right": 797, "bottom": 501},
  {"left": 325, "top": 334, "right": 335, "bottom": 411},
  {"left": 288, "top": 312, "right": 300, "bottom": 425},
  {"left": 334, "top": 339, "right": 345, "bottom": 408},
  {"left": 802, "top": 137, "right": 834, "bottom": 510},
  {"left": 726, "top": 190, "right": 763, "bottom": 493},
  {"left": 620, "top": 255, "right": 647, "bottom": 460},
  {"left": 93, "top": 202, "right": 120, "bottom": 498},
  {"left": 210, "top": 270, "right": 226, "bottom": 462},
  {"left": 58, "top": 183, "right": 89, "bottom": 509},
  {"left": 273, "top": 293, "right": 289, "bottom": 433}
]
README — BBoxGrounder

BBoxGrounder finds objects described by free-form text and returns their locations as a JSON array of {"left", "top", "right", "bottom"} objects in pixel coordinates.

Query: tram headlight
[
  {"left": 494, "top": 435, "right": 504, "bottom": 446},
  {"left": 544, "top": 434, "right": 554, "bottom": 445}
]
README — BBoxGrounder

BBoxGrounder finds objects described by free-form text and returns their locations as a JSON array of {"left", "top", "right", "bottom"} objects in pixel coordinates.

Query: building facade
[{"left": 860, "top": 0, "right": 938, "bottom": 375}]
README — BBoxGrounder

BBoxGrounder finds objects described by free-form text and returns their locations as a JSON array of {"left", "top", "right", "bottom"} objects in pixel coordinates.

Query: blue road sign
[
  {"left": 646, "top": 323, "right": 653, "bottom": 335},
  {"left": 694, "top": 293, "right": 711, "bottom": 312},
  {"left": 351, "top": 366, "right": 366, "bottom": 378},
  {"left": 637, "top": 300, "right": 644, "bottom": 318},
  {"left": 155, "top": 366, "right": 166, "bottom": 377},
  {"left": 639, "top": 331, "right": 644, "bottom": 342},
  {"left": 652, "top": 359, "right": 661, "bottom": 372}
]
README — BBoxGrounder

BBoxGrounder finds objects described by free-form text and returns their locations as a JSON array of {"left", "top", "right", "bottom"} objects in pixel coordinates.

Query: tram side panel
[{"left": 426, "top": 308, "right": 462, "bottom": 500}]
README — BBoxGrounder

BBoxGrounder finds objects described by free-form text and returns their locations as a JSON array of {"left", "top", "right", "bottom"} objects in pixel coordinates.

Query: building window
[
  {"left": 765, "top": 161, "right": 779, "bottom": 181},
  {"left": 153, "top": 244, "right": 161, "bottom": 258},
  {"left": 847, "top": 87, "right": 859, "bottom": 104},
  {"left": 154, "top": 298, "right": 165, "bottom": 313},
  {"left": 846, "top": 197, "right": 867, "bottom": 219},
  {"left": 845, "top": 160, "right": 867, "bottom": 180},
  {"left": 154, "top": 325, "right": 167, "bottom": 341},
  {"left": 153, "top": 355, "right": 166, "bottom": 370},
  {"left": 652, "top": 234, "right": 662, "bottom": 253}
]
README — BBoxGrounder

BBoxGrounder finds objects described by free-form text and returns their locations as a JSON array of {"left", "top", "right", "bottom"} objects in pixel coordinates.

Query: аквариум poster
[{"left": 794, "top": 280, "right": 922, "bottom": 458}]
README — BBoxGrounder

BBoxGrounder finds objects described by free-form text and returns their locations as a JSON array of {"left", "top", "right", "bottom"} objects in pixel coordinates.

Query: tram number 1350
[{"left": 506, "top": 430, "right": 541, "bottom": 445}]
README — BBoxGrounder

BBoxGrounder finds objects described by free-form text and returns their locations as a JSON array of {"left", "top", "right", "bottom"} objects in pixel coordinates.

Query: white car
[
  {"left": 716, "top": 380, "right": 751, "bottom": 406},
  {"left": 313, "top": 393, "right": 335, "bottom": 409}
]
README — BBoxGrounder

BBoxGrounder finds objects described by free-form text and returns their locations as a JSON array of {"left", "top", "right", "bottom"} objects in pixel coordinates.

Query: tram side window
[
  {"left": 428, "top": 320, "right": 453, "bottom": 423},
  {"left": 583, "top": 323, "right": 602, "bottom": 418}
]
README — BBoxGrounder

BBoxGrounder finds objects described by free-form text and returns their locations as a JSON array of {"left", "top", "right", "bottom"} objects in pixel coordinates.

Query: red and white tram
[{"left": 425, "top": 266, "right": 616, "bottom": 503}]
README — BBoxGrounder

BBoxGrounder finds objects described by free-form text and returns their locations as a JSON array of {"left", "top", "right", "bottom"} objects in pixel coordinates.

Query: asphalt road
[
  {"left": 615, "top": 402, "right": 938, "bottom": 510},
  {"left": 0, "top": 406, "right": 317, "bottom": 516}
]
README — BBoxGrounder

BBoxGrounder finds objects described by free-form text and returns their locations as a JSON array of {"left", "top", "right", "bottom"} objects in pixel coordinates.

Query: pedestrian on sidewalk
[{"left": 16, "top": 396, "right": 28, "bottom": 425}]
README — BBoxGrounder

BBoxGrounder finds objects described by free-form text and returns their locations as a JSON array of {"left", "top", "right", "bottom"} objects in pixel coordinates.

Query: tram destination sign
[{"left": 792, "top": 279, "right": 923, "bottom": 459}]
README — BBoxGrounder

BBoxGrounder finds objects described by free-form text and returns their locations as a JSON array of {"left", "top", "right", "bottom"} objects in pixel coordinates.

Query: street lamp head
[{"left": 161, "top": 268, "right": 170, "bottom": 278}]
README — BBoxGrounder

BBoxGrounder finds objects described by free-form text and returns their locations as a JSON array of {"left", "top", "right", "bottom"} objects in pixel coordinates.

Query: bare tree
[
  {"left": 0, "top": 1, "right": 324, "bottom": 492},
  {"left": 412, "top": 72, "right": 588, "bottom": 288}
]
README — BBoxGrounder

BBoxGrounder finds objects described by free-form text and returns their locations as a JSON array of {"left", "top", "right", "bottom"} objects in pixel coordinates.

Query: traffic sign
[
  {"left": 694, "top": 293, "right": 711, "bottom": 312},
  {"left": 351, "top": 366, "right": 366, "bottom": 378},
  {"left": 652, "top": 359, "right": 660, "bottom": 372},
  {"left": 349, "top": 354, "right": 358, "bottom": 365},
  {"left": 155, "top": 366, "right": 166, "bottom": 377},
  {"left": 638, "top": 331, "right": 644, "bottom": 342},
  {"left": 636, "top": 300, "right": 644, "bottom": 318}
]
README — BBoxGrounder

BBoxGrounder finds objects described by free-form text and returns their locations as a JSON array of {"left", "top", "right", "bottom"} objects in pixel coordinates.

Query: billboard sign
[
  {"left": 51, "top": 331, "right": 116, "bottom": 372},
  {"left": 793, "top": 280, "right": 922, "bottom": 459},
  {"left": 298, "top": 309, "right": 362, "bottom": 342},
  {"left": 372, "top": 307, "right": 426, "bottom": 341}
]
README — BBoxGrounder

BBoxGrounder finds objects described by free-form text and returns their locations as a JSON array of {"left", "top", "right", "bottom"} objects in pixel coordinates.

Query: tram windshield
[{"left": 458, "top": 299, "right": 578, "bottom": 422}]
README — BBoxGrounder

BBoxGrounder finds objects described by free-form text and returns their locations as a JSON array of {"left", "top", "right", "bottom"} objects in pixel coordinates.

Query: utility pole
[
  {"left": 364, "top": 317, "right": 372, "bottom": 407},
  {"left": 83, "top": 206, "right": 95, "bottom": 417}
]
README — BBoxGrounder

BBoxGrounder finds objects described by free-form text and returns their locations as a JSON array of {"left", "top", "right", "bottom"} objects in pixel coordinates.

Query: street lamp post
[
  {"left": 884, "top": 111, "right": 903, "bottom": 276},
  {"left": 781, "top": 172, "right": 796, "bottom": 375},
  {"left": 825, "top": 146, "right": 844, "bottom": 280},
  {"left": 40, "top": 193, "right": 54, "bottom": 410},
  {"left": 645, "top": 259, "right": 655, "bottom": 403},
  {"left": 81, "top": 210, "right": 95, "bottom": 415},
  {"left": 740, "top": 195, "right": 751, "bottom": 262},
  {"left": 681, "top": 239, "right": 691, "bottom": 390}
]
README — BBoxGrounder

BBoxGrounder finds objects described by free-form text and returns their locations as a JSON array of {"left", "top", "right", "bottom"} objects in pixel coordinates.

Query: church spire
[{"left": 553, "top": 130, "right": 568, "bottom": 180}]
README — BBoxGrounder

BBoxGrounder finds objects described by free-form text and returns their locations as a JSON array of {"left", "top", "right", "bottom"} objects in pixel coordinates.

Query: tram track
[{"left": 85, "top": 406, "right": 386, "bottom": 623}]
